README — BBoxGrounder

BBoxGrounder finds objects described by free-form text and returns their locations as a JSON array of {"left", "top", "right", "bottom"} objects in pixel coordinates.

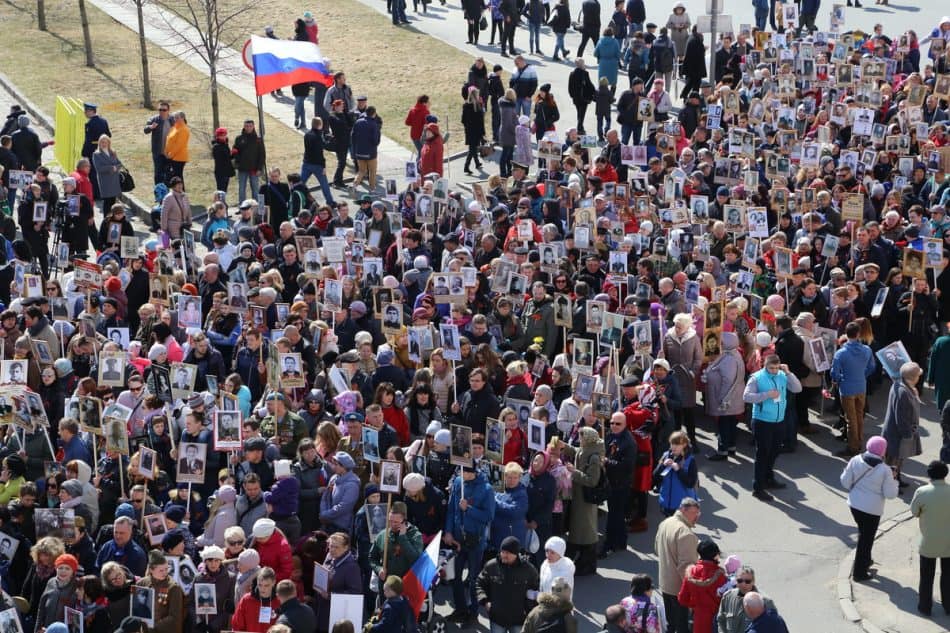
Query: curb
[
  {"left": 0, "top": 71, "right": 155, "bottom": 226},
  {"left": 836, "top": 509, "right": 914, "bottom": 632}
]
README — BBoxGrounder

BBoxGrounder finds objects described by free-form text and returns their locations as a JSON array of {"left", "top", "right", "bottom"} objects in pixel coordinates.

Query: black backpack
[{"left": 654, "top": 41, "right": 674, "bottom": 73}]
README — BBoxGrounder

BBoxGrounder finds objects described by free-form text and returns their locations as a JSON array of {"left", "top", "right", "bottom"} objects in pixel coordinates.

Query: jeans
[
  {"left": 238, "top": 171, "right": 261, "bottom": 205},
  {"left": 919, "top": 556, "right": 950, "bottom": 613},
  {"left": 392, "top": 0, "right": 407, "bottom": 22},
  {"left": 528, "top": 22, "right": 541, "bottom": 53},
  {"left": 851, "top": 507, "right": 880, "bottom": 579},
  {"left": 491, "top": 100, "right": 501, "bottom": 141},
  {"left": 554, "top": 32, "right": 567, "bottom": 58},
  {"left": 597, "top": 114, "right": 610, "bottom": 139},
  {"left": 516, "top": 98, "right": 531, "bottom": 117},
  {"left": 605, "top": 487, "right": 629, "bottom": 551},
  {"left": 755, "top": 8, "right": 768, "bottom": 30},
  {"left": 621, "top": 122, "right": 641, "bottom": 145},
  {"left": 752, "top": 419, "right": 783, "bottom": 491},
  {"left": 452, "top": 542, "right": 486, "bottom": 615},
  {"left": 662, "top": 592, "right": 690, "bottom": 633},
  {"left": 716, "top": 414, "right": 739, "bottom": 454},
  {"left": 499, "top": 145, "right": 514, "bottom": 177},
  {"left": 490, "top": 625, "right": 522, "bottom": 633},
  {"left": 300, "top": 161, "right": 336, "bottom": 206},
  {"left": 152, "top": 152, "right": 166, "bottom": 185},
  {"left": 841, "top": 393, "right": 867, "bottom": 453}
]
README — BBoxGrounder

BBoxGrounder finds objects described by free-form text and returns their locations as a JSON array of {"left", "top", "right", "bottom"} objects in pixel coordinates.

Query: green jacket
[
  {"left": 260, "top": 411, "right": 308, "bottom": 459},
  {"left": 910, "top": 480, "right": 950, "bottom": 558},
  {"left": 368, "top": 522, "right": 424, "bottom": 579}
]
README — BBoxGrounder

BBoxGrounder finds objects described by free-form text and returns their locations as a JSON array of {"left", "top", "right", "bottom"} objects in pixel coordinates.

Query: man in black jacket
[
  {"left": 276, "top": 579, "right": 317, "bottom": 631},
  {"left": 499, "top": 0, "right": 520, "bottom": 57},
  {"left": 143, "top": 101, "right": 172, "bottom": 185},
  {"left": 476, "top": 537, "right": 540, "bottom": 631},
  {"left": 602, "top": 412, "right": 636, "bottom": 557},
  {"left": 10, "top": 116, "right": 42, "bottom": 172},
  {"left": 578, "top": 0, "right": 601, "bottom": 57},
  {"left": 233, "top": 120, "right": 267, "bottom": 205},
  {"left": 568, "top": 59, "right": 596, "bottom": 134}
]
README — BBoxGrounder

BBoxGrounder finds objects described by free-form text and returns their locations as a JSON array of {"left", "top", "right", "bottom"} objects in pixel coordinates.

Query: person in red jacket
[
  {"left": 623, "top": 391, "right": 656, "bottom": 533},
  {"left": 501, "top": 407, "right": 528, "bottom": 466},
  {"left": 250, "top": 518, "right": 293, "bottom": 582},
  {"left": 71, "top": 158, "right": 94, "bottom": 205},
  {"left": 677, "top": 540, "right": 728, "bottom": 633},
  {"left": 419, "top": 120, "right": 444, "bottom": 177},
  {"left": 404, "top": 95, "right": 431, "bottom": 152},
  {"left": 231, "top": 566, "right": 280, "bottom": 633}
]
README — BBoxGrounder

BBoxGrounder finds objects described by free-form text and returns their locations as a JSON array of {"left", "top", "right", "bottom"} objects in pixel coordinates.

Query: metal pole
[{"left": 709, "top": 14, "right": 718, "bottom": 86}]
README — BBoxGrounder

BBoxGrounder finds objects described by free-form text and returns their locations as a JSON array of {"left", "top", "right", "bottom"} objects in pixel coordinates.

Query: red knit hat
[
  {"left": 54, "top": 553, "right": 79, "bottom": 573},
  {"left": 182, "top": 283, "right": 199, "bottom": 296},
  {"left": 104, "top": 276, "right": 122, "bottom": 293}
]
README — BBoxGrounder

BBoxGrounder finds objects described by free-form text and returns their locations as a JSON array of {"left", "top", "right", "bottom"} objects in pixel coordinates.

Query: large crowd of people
[{"left": 0, "top": 3, "right": 948, "bottom": 633}]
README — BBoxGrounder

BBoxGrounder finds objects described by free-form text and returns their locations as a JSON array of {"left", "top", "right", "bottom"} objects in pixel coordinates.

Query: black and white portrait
[
  {"left": 379, "top": 460, "right": 403, "bottom": 495},
  {"left": 0, "top": 360, "right": 27, "bottom": 385},
  {"left": 131, "top": 586, "right": 155, "bottom": 626},
  {"left": 176, "top": 442, "right": 208, "bottom": 484},
  {"left": 214, "top": 410, "right": 243, "bottom": 451}
]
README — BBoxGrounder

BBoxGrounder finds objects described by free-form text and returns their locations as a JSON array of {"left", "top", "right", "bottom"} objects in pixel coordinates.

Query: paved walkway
[
  {"left": 88, "top": 0, "right": 413, "bottom": 188},
  {"left": 849, "top": 510, "right": 950, "bottom": 633}
]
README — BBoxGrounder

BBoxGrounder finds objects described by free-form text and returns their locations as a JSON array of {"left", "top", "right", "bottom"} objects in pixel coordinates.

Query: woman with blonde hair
[
  {"left": 25, "top": 536, "right": 66, "bottom": 620},
  {"left": 490, "top": 461, "right": 529, "bottom": 549},
  {"left": 92, "top": 134, "right": 123, "bottom": 213}
]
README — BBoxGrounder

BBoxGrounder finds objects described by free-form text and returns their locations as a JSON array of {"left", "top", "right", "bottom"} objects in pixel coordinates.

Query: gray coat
[
  {"left": 92, "top": 149, "right": 123, "bottom": 199},
  {"left": 499, "top": 98, "right": 518, "bottom": 147},
  {"left": 716, "top": 588, "right": 776, "bottom": 633},
  {"left": 882, "top": 380, "right": 922, "bottom": 460},
  {"left": 35, "top": 576, "right": 78, "bottom": 633},
  {"left": 663, "top": 329, "right": 703, "bottom": 408},
  {"left": 704, "top": 332, "right": 746, "bottom": 417},
  {"left": 564, "top": 428, "right": 604, "bottom": 546}
]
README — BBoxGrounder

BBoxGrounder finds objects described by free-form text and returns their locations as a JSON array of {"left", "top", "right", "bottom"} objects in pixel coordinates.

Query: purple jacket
[{"left": 264, "top": 476, "right": 300, "bottom": 518}]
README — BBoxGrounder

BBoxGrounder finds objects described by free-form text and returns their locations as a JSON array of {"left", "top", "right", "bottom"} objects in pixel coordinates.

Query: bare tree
[
  {"left": 133, "top": 0, "right": 153, "bottom": 108},
  {"left": 78, "top": 0, "right": 95, "bottom": 67},
  {"left": 37, "top": 0, "right": 47, "bottom": 31},
  {"left": 160, "top": 0, "right": 265, "bottom": 129}
]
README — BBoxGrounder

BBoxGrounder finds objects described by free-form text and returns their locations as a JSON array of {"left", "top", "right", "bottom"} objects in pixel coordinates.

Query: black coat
[
  {"left": 549, "top": 3, "right": 571, "bottom": 33},
  {"left": 580, "top": 0, "right": 601, "bottom": 34},
  {"left": 11, "top": 127, "right": 42, "bottom": 171},
  {"left": 568, "top": 68, "right": 596, "bottom": 105},
  {"left": 454, "top": 386, "right": 501, "bottom": 435},
  {"left": 604, "top": 428, "right": 636, "bottom": 488},
  {"left": 233, "top": 131, "right": 267, "bottom": 173},
  {"left": 476, "top": 555, "right": 540, "bottom": 627},
  {"left": 303, "top": 129, "right": 328, "bottom": 166},
  {"left": 462, "top": 102, "right": 487, "bottom": 147},
  {"left": 774, "top": 328, "right": 810, "bottom": 381},
  {"left": 277, "top": 598, "right": 318, "bottom": 632},
  {"left": 682, "top": 34, "right": 707, "bottom": 80}
]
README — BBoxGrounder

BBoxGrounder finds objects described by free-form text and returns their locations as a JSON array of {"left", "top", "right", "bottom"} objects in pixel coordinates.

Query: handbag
[
  {"left": 479, "top": 143, "right": 494, "bottom": 157},
  {"left": 581, "top": 455, "right": 609, "bottom": 504},
  {"left": 479, "top": 15, "right": 488, "bottom": 30},
  {"left": 119, "top": 167, "right": 135, "bottom": 192}
]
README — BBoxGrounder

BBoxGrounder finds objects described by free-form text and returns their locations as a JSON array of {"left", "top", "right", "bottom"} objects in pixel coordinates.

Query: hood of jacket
[
  {"left": 685, "top": 560, "right": 725, "bottom": 586},
  {"left": 74, "top": 460, "right": 92, "bottom": 484},
  {"left": 536, "top": 592, "right": 574, "bottom": 615},
  {"left": 720, "top": 330, "right": 740, "bottom": 351}
]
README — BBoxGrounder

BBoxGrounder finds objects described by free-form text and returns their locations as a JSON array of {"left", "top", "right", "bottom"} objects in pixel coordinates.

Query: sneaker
[{"left": 752, "top": 489, "right": 774, "bottom": 502}]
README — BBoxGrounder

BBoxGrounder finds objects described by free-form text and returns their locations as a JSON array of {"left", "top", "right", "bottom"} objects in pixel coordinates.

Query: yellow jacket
[{"left": 165, "top": 120, "right": 190, "bottom": 162}]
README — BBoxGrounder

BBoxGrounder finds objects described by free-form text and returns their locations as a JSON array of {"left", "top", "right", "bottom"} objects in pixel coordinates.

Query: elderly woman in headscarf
[
  {"left": 561, "top": 427, "right": 605, "bottom": 576},
  {"left": 704, "top": 256, "right": 729, "bottom": 287},
  {"left": 882, "top": 361, "right": 923, "bottom": 488},
  {"left": 197, "top": 484, "right": 239, "bottom": 547}
]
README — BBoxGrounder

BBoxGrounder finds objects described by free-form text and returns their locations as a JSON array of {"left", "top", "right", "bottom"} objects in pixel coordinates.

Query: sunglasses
[
  {"left": 736, "top": 579, "right": 754, "bottom": 584},
  {"left": 227, "top": 539, "right": 244, "bottom": 546}
]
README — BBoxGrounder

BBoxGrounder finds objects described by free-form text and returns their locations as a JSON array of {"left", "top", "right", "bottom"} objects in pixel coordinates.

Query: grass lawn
[
  {"left": 213, "top": 0, "right": 484, "bottom": 155},
  {"left": 0, "top": 0, "right": 305, "bottom": 208}
]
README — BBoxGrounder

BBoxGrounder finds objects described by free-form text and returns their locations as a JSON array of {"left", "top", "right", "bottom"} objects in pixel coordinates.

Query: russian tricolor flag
[
  {"left": 250, "top": 35, "right": 334, "bottom": 96},
  {"left": 402, "top": 531, "right": 442, "bottom": 617}
]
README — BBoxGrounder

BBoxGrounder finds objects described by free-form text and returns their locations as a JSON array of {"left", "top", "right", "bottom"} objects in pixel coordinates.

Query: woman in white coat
[
  {"left": 539, "top": 536, "right": 576, "bottom": 595},
  {"left": 840, "top": 436, "right": 899, "bottom": 582}
]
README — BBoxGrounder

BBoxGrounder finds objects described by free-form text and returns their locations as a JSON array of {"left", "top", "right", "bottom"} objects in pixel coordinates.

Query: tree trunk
[
  {"left": 37, "top": 0, "right": 47, "bottom": 31},
  {"left": 135, "top": 0, "right": 153, "bottom": 108},
  {"left": 78, "top": 0, "right": 94, "bottom": 68},
  {"left": 210, "top": 63, "right": 220, "bottom": 129}
]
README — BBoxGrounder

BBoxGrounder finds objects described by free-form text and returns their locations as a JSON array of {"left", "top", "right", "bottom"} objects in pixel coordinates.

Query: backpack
[
  {"left": 654, "top": 41, "right": 674, "bottom": 73},
  {"left": 581, "top": 454, "right": 609, "bottom": 504},
  {"left": 535, "top": 615, "right": 568, "bottom": 633}
]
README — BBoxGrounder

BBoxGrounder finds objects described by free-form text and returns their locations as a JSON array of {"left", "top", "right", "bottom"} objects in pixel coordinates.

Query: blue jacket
[
  {"left": 594, "top": 37, "right": 622, "bottom": 86},
  {"left": 320, "top": 470, "right": 360, "bottom": 532},
  {"left": 654, "top": 451, "right": 698, "bottom": 512},
  {"left": 831, "top": 339, "right": 875, "bottom": 397},
  {"left": 490, "top": 483, "right": 529, "bottom": 549},
  {"left": 746, "top": 610, "right": 790, "bottom": 633},
  {"left": 445, "top": 472, "right": 496, "bottom": 544},
  {"left": 369, "top": 596, "right": 414, "bottom": 633},
  {"left": 350, "top": 114, "right": 381, "bottom": 160},
  {"left": 95, "top": 538, "right": 147, "bottom": 577},
  {"left": 63, "top": 434, "right": 92, "bottom": 466}
]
